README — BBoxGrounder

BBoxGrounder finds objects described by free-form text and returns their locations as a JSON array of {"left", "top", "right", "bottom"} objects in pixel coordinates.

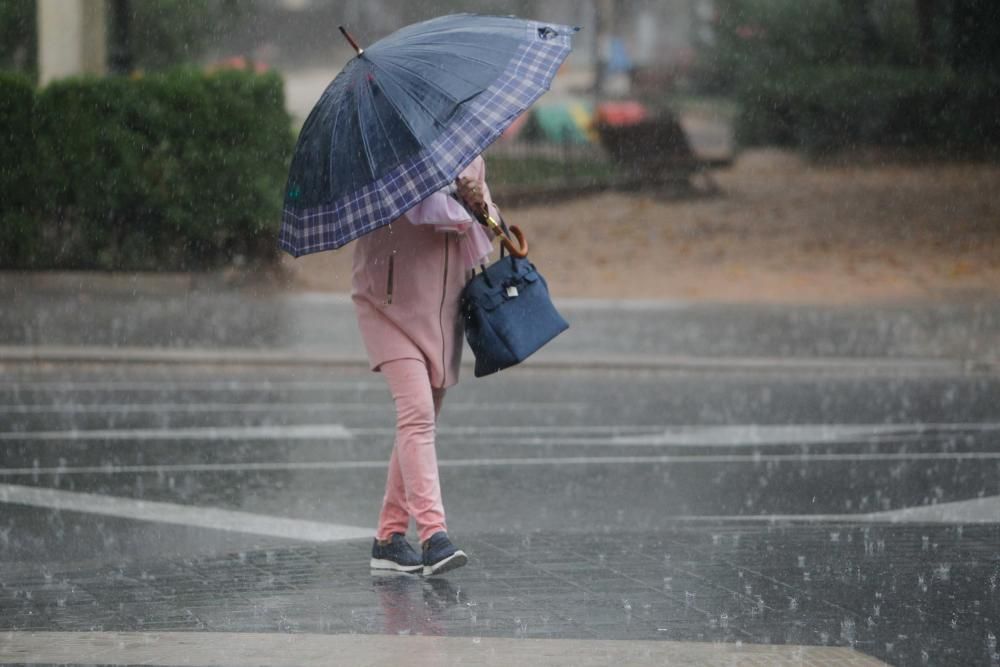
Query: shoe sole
[
  {"left": 370, "top": 557, "right": 422, "bottom": 574},
  {"left": 423, "top": 550, "right": 468, "bottom": 577}
]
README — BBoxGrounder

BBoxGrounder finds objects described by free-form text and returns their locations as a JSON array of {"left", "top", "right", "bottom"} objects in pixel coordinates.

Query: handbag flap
[{"left": 462, "top": 258, "right": 542, "bottom": 312}]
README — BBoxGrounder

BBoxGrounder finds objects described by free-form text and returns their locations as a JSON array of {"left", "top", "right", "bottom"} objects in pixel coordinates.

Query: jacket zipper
[
  {"left": 438, "top": 234, "right": 449, "bottom": 386},
  {"left": 384, "top": 252, "right": 395, "bottom": 305}
]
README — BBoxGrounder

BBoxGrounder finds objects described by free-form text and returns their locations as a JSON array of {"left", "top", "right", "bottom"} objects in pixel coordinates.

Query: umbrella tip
[{"left": 339, "top": 26, "right": 364, "bottom": 56}]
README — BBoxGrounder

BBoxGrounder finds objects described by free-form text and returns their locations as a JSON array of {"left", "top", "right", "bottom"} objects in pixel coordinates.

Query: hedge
[
  {"left": 0, "top": 73, "right": 36, "bottom": 265},
  {"left": 1, "top": 68, "right": 294, "bottom": 270},
  {"left": 736, "top": 67, "right": 1000, "bottom": 156}
]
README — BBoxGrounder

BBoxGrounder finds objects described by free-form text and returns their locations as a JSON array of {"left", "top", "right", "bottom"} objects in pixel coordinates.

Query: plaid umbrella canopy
[{"left": 279, "top": 14, "right": 578, "bottom": 257}]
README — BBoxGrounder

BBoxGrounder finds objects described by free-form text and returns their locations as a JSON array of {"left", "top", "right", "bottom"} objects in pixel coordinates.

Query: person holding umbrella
[
  {"left": 279, "top": 15, "right": 578, "bottom": 576},
  {"left": 355, "top": 157, "right": 498, "bottom": 576}
]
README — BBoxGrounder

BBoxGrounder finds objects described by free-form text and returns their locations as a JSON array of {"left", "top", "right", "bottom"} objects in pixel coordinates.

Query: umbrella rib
[
  {"left": 327, "top": 70, "right": 358, "bottom": 195},
  {"left": 368, "top": 59, "right": 455, "bottom": 132},
  {"left": 374, "top": 57, "right": 469, "bottom": 105},
  {"left": 354, "top": 72, "right": 381, "bottom": 183},
  {"left": 379, "top": 49, "right": 506, "bottom": 88},
  {"left": 388, "top": 42, "right": 516, "bottom": 66},
  {"left": 365, "top": 78, "right": 405, "bottom": 171}
]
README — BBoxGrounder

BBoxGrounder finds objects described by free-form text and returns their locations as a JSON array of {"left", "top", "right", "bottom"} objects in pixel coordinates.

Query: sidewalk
[{"left": 0, "top": 271, "right": 998, "bottom": 374}]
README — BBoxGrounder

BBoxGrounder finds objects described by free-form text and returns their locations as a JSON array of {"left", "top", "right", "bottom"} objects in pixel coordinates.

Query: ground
[{"left": 279, "top": 149, "right": 1000, "bottom": 304}]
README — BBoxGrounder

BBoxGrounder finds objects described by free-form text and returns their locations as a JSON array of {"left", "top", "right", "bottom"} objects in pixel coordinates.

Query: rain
[{"left": 1, "top": 1, "right": 999, "bottom": 665}]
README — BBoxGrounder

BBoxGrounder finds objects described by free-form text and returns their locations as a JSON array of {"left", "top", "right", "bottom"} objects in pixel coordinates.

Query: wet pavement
[
  {"left": 2, "top": 272, "right": 999, "bottom": 364},
  {"left": 1, "top": 275, "right": 999, "bottom": 665}
]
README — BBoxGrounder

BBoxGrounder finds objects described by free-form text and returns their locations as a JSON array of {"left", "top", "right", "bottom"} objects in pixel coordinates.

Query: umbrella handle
[
  {"left": 483, "top": 215, "right": 528, "bottom": 258},
  {"left": 502, "top": 225, "right": 529, "bottom": 258}
]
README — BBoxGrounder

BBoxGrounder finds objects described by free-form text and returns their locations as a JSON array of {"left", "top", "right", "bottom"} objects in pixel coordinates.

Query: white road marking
[
  {"left": 867, "top": 495, "right": 1000, "bottom": 523},
  {"left": 670, "top": 494, "right": 1000, "bottom": 525},
  {"left": 4, "top": 450, "right": 1000, "bottom": 477},
  {"left": 0, "top": 379, "right": 382, "bottom": 391},
  {"left": 0, "top": 424, "right": 353, "bottom": 441},
  {"left": 608, "top": 422, "right": 1000, "bottom": 446},
  {"left": 0, "top": 483, "right": 370, "bottom": 541},
  {"left": 0, "top": 631, "right": 890, "bottom": 666},
  {"left": 4, "top": 422, "right": 996, "bottom": 448},
  {"left": 0, "top": 401, "right": 586, "bottom": 414}
]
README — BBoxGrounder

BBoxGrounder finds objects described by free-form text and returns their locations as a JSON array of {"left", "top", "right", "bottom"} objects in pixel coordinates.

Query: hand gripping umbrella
[{"left": 279, "top": 14, "right": 578, "bottom": 258}]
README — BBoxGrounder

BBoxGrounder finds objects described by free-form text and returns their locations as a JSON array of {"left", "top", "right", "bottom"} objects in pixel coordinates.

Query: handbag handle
[{"left": 450, "top": 190, "right": 529, "bottom": 259}]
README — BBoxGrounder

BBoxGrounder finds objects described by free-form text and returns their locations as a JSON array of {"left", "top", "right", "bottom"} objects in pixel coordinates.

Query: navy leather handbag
[{"left": 460, "top": 220, "right": 569, "bottom": 377}]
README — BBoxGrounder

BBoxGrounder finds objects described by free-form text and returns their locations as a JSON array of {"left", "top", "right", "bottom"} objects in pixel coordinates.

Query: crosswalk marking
[{"left": 0, "top": 483, "right": 370, "bottom": 542}]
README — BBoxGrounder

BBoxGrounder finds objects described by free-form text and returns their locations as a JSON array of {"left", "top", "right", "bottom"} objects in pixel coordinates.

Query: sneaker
[
  {"left": 422, "top": 531, "right": 468, "bottom": 576},
  {"left": 370, "top": 533, "right": 422, "bottom": 573}
]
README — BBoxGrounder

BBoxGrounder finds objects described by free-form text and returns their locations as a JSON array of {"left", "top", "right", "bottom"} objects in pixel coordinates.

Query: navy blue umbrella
[{"left": 279, "top": 13, "right": 578, "bottom": 257}]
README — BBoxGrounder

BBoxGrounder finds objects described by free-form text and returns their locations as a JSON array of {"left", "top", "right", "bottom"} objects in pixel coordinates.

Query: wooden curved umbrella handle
[
  {"left": 483, "top": 215, "right": 529, "bottom": 258},
  {"left": 501, "top": 225, "right": 529, "bottom": 258}
]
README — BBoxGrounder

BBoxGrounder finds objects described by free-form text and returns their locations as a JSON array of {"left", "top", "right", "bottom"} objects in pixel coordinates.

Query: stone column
[{"left": 38, "top": 0, "right": 107, "bottom": 85}]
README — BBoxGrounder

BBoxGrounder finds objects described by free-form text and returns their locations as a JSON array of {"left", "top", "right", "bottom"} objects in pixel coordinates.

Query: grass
[{"left": 485, "top": 153, "right": 618, "bottom": 189}]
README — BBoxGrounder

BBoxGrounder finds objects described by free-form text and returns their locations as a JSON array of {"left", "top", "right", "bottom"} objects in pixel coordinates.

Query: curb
[{"left": 1, "top": 345, "right": 995, "bottom": 376}]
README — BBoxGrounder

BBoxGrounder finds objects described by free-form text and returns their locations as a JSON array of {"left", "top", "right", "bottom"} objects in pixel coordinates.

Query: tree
[{"left": 0, "top": 0, "right": 36, "bottom": 75}]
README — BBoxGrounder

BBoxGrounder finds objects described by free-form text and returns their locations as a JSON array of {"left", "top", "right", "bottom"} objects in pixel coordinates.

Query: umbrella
[{"left": 279, "top": 13, "right": 578, "bottom": 257}]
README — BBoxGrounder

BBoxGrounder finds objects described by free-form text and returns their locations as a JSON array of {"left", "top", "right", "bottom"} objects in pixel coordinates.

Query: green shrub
[
  {"left": 0, "top": 72, "right": 34, "bottom": 208},
  {"left": 0, "top": 73, "right": 39, "bottom": 267},
  {"left": 736, "top": 66, "right": 1000, "bottom": 155},
  {"left": 25, "top": 68, "right": 293, "bottom": 270},
  {"left": 699, "top": 0, "right": 1000, "bottom": 155}
]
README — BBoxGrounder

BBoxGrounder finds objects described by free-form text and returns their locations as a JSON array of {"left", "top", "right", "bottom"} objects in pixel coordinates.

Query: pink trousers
[{"left": 376, "top": 358, "right": 447, "bottom": 543}]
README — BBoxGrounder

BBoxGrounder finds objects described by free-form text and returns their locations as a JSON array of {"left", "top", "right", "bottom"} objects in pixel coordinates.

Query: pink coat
[{"left": 351, "top": 157, "right": 499, "bottom": 389}]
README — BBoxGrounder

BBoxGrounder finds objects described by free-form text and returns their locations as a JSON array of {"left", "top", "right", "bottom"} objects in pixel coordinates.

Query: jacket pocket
[{"left": 383, "top": 252, "right": 395, "bottom": 306}]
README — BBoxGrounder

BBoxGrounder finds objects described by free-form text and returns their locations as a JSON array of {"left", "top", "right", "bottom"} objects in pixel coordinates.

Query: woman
[{"left": 352, "top": 155, "right": 498, "bottom": 576}]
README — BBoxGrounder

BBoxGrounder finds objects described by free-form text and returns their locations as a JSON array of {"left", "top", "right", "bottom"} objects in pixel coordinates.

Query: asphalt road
[{"left": 2, "top": 361, "right": 999, "bottom": 666}]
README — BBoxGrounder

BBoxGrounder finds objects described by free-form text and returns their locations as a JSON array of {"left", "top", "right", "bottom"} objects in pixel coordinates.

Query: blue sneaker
[
  {"left": 422, "top": 532, "right": 467, "bottom": 576},
  {"left": 370, "top": 534, "right": 422, "bottom": 573}
]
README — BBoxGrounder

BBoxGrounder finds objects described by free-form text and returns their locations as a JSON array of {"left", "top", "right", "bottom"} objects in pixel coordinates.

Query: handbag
[{"left": 460, "top": 217, "right": 569, "bottom": 377}]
